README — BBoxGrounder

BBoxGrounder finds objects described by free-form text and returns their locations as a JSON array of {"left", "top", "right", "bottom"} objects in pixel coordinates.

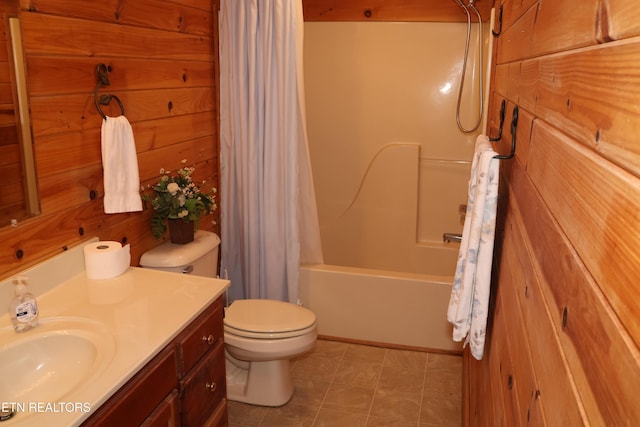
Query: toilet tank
[{"left": 139, "top": 231, "right": 220, "bottom": 278}]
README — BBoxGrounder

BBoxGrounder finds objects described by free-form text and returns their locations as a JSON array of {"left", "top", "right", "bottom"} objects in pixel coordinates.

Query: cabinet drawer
[
  {"left": 177, "top": 296, "right": 224, "bottom": 376},
  {"left": 180, "top": 342, "right": 226, "bottom": 427}
]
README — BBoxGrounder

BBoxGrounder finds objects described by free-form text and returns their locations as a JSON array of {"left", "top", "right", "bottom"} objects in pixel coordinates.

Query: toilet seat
[
  {"left": 224, "top": 323, "right": 317, "bottom": 339},
  {"left": 224, "top": 299, "right": 316, "bottom": 339}
]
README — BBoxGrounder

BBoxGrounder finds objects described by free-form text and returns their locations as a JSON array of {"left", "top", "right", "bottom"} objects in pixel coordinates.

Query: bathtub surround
[
  {"left": 219, "top": 0, "right": 323, "bottom": 304},
  {"left": 300, "top": 20, "right": 488, "bottom": 354},
  {"left": 303, "top": 21, "right": 490, "bottom": 274}
]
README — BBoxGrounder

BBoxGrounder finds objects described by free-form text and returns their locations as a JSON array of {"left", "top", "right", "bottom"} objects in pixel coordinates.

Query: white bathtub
[
  {"left": 299, "top": 264, "right": 463, "bottom": 353},
  {"left": 300, "top": 21, "right": 481, "bottom": 355}
]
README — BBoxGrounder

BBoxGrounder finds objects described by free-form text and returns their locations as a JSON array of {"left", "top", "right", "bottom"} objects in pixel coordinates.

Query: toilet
[
  {"left": 224, "top": 298, "right": 317, "bottom": 406},
  {"left": 139, "top": 230, "right": 318, "bottom": 407}
]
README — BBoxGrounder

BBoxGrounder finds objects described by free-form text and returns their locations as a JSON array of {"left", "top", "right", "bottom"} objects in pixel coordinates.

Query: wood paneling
[
  {"left": 488, "top": 298, "right": 520, "bottom": 426},
  {"left": 502, "top": 182, "right": 587, "bottom": 426},
  {"left": 511, "top": 154, "right": 640, "bottom": 425},
  {"left": 495, "top": 260, "right": 544, "bottom": 426},
  {"left": 496, "top": 6, "right": 536, "bottom": 64},
  {"left": 302, "top": 0, "right": 493, "bottom": 23},
  {"left": 497, "top": 1, "right": 640, "bottom": 64},
  {"left": 499, "top": 0, "right": 537, "bottom": 34},
  {"left": 608, "top": 0, "right": 640, "bottom": 40},
  {"left": 472, "top": 0, "right": 640, "bottom": 425},
  {"left": 21, "top": 0, "right": 213, "bottom": 36},
  {"left": 27, "top": 57, "right": 216, "bottom": 96},
  {"left": 22, "top": 14, "right": 213, "bottom": 61},
  {"left": 0, "top": 0, "right": 219, "bottom": 280},
  {"left": 519, "top": 39, "right": 640, "bottom": 177}
]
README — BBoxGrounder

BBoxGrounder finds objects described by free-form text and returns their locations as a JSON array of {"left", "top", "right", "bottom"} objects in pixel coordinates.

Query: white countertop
[{"left": 0, "top": 241, "right": 230, "bottom": 426}]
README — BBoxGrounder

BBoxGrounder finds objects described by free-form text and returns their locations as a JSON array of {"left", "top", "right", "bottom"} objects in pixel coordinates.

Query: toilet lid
[{"left": 224, "top": 299, "right": 316, "bottom": 334}]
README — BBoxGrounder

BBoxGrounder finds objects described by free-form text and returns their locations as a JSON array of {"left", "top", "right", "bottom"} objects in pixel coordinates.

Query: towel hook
[
  {"left": 488, "top": 99, "right": 506, "bottom": 142},
  {"left": 494, "top": 105, "right": 518, "bottom": 160},
  {"left": 94, "top": 63, "right": 125, "bottom": 120}
]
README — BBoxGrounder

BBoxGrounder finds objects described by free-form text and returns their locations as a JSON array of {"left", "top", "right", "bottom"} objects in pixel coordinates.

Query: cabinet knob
[
  {"left": 205, "top": 382, "right": 217, "bottom": 392},
  {"left": 201, "top": 334, "right": 215, "bottom": 345}
]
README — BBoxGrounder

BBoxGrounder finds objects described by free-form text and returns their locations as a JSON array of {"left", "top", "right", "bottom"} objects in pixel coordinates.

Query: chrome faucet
[{"left": 443, "top": 233, "right": 463, "bottom": 244}]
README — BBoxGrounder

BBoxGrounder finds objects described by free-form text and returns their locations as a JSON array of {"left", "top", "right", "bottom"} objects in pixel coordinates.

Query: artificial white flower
[{"left": 167, "top": 182, "right": 180, "bottom": 195}]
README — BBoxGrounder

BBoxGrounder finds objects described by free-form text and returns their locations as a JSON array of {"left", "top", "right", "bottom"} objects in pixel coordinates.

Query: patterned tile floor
[{"left": 228, "top": 339, "right": 462, "bottom": 427}]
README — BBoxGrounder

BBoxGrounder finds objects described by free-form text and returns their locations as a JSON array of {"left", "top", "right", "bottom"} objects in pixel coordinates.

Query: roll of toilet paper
[{"left": 83, "top": 241, "right": 131, "bottom": 279}]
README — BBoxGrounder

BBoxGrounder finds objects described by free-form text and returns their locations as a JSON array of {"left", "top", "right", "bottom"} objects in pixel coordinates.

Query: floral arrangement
[{"left": 146, "top": 160, "right": 217, "bottom": 238}]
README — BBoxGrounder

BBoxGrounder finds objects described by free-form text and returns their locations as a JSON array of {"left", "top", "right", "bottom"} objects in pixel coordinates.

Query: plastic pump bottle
[{"left": 9, "top": 276, "right": 39, "bottom": 332}]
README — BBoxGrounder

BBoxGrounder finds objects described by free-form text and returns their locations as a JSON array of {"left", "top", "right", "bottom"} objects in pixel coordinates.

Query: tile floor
[{"left": 227, "top": 339, "right": 462, "bottom": 427}]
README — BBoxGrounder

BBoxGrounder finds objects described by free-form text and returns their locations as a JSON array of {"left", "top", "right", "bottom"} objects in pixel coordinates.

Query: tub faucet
[{"left": 443, "top": 233, "right": 463, "bottom": 244}]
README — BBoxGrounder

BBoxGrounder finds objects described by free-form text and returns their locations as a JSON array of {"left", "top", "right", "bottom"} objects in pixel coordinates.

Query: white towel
[
  {"left": 447, "top": 135, "right": 500, "bottom": 360},
  {"left": 101, "top": 116, "right": 143, "bottom": 213}
]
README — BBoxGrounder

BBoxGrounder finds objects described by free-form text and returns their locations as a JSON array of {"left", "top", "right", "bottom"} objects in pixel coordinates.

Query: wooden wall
[
  {"left": 471, "top": 0, "right": 640, "bottom": 425},
  {"left": 0, "top": 0, "right": 220, "bottom": 281},
  {"left": 303, "top": 0, "right": 492, "bottom": 22}
]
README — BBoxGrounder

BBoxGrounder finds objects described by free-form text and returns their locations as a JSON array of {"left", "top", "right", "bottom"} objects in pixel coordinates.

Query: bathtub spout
[{"left": 443, "top": 233, "right": 463, "bottom": 244}]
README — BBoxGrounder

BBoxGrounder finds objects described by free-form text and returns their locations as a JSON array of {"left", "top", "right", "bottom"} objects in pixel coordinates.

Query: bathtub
[
  {"left": 301, "top": 21, "right": 480, "bottom": 355},
  {"left": 298, "top": 264, "right": 463, "bottom": 353}
]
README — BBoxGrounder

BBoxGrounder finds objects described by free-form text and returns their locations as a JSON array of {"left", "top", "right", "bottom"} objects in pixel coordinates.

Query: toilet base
[{"left": 225, "top": 352, "right": 294, "bottom": 407}]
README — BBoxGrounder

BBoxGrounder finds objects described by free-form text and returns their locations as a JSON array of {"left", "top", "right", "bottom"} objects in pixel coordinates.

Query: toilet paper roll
[{"left": 83, "top": 241, "right": 131, "bottom": 279}]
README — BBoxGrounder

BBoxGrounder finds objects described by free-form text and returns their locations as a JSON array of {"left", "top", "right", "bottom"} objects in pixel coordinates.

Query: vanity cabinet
[
  {"left": 141, "top": 390, "right": 180, "bottom": 426},
  {"left": 82, "top": 296, "right": 227, "bottom": 427},
  {"left": 177, "top": 295, "right": 227, "bottom": 427}
]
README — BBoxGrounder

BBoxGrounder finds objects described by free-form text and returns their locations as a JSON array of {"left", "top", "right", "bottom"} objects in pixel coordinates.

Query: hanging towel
[
  {"left": 101, "top": 115, "right": 143, "bottom": 213},
  {"left": 447, "top": 134, "right": 500, "bottom": 360}
]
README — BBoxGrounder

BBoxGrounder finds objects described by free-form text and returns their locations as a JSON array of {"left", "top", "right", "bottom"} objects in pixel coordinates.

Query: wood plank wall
[
  {"left": 303, "top": 0, "right": 492, "bottom": 22},
  {"left": 473, "top": 0, "right": 640, "bottom": 425},
  {"left": 0, "top": 0, "right": 220, "bottom": 280}
]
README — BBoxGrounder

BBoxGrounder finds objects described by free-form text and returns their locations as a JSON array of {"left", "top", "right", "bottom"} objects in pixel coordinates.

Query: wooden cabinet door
[{"left": 180, "top": 342, "right": 226, "bottom": 427}]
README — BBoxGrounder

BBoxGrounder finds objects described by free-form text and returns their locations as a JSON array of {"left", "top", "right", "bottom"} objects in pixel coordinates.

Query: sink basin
[{"left": 0, "top": 317, "right": 116, "bottom": 411}]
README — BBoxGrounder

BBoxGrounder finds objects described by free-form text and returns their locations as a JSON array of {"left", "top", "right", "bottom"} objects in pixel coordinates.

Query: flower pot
[{"left": 168, "top": 219, "right": 195, "bottom": 244}]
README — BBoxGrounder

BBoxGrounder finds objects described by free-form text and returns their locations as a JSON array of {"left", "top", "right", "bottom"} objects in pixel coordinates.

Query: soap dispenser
[{"left": 9, "top": 276, "right": 39, "bottom": 332}]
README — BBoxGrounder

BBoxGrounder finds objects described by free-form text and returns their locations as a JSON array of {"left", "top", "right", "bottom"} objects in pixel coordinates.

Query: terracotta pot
[{"left": 168, "top": 218, "right": 195, "bottom": 244}]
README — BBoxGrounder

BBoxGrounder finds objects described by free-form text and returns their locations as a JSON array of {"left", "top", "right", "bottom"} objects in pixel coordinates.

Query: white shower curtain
[{"left": 219, "top": 0, "right": 323, "bottom": 303}]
